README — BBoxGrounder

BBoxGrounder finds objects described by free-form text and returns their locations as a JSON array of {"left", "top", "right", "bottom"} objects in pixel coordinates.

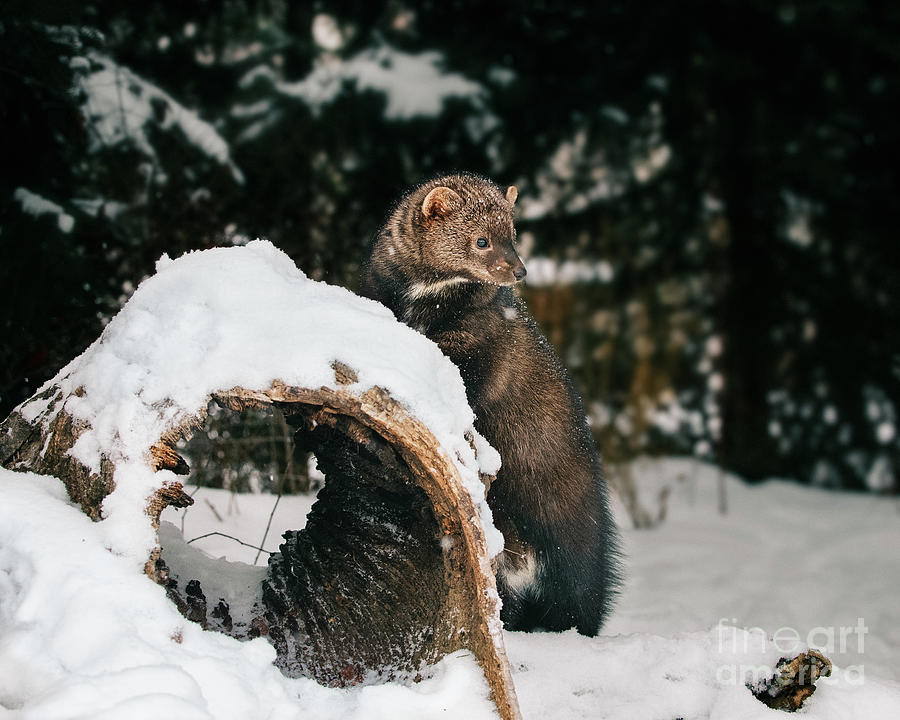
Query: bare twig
[
  {"left": 179, "top": 483, "right": 202, "bottom": 534},
  {"left": 186, "top": 531, "right": 271, "bottom": 555},
  {"left": 204, "top": 497, "right": 223, "bottom": 522},
  {"left": 717, "top": 468, "right": 728, "bottom": 515},
  {"left": 254, "top": 489, "right": 281, "bottom": 565},
  {"left": 656, "top": 485, "right": 671, "bottom": 524}
]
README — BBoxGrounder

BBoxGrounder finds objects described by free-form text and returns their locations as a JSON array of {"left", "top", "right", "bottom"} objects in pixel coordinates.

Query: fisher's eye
[{"left": 475, "top": 237, "right": 489, "bottom": 248}]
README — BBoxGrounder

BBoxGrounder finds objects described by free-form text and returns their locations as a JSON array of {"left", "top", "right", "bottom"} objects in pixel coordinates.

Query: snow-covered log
[{"left": 0, "top": 242, "right": 521, "bottom": 720}]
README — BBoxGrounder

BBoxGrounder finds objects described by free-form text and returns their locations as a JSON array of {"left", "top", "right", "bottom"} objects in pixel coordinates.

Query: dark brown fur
[{"left": 359, "top": 173, "right": 620, "bottom": 635}]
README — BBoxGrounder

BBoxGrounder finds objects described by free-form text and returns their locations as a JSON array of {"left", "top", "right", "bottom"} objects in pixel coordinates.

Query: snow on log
[{"left": 0, "top": 241, "right": 521, "bottom": 720}]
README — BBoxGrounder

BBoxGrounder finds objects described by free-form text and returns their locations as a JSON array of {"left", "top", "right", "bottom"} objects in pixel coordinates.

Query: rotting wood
[
  {"left": 1, "top": 368, "right": 522, "bottom": 720},
  {"left": 752, "top": 650, "right": 832, "bottom": 712}
]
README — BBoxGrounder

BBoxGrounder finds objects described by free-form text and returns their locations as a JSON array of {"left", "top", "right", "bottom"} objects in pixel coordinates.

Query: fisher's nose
[{"left": 513, "top": 262, "right": 527, "bottom": 281}]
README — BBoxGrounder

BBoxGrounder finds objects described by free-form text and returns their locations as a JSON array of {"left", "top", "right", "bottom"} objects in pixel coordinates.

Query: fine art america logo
[{"left": 716, "top": 617, "right": 868, "bottom": 686}]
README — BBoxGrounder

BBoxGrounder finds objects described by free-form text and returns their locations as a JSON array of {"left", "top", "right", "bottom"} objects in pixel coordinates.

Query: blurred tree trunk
[{"left": 715, "top": 76, "right": 780, "bottom": 480}]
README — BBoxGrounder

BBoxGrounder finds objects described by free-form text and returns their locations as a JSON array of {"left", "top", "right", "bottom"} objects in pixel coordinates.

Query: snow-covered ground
[
  {"left": 3, "top": 458, "right": 896, "bottom": 719},
  {"left": 163, "top": 458, "right": 900, "bottom": 719},
  {"left": 162, "top": 458, "right": 900, "bottom": 680}
]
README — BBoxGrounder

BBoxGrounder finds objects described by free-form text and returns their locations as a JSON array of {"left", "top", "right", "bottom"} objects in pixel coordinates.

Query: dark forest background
[{"left": 2, "top": 0, "right": 898, "bottom": 492}]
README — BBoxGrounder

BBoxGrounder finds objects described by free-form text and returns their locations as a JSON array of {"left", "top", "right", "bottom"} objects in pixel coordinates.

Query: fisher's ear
[
  {"left": 505, "top": 185, "right": 518, "bottom": 205},
  {"left": 422, "top": 186, "right": 462, "bottom": 220}
]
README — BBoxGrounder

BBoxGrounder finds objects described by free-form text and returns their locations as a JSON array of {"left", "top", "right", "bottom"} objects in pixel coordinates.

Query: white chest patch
[{"left": 405, "top": 276, "right": 468, "bottom": 301}]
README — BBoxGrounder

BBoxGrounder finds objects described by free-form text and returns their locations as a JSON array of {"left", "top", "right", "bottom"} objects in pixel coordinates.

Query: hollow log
[{"left": 1, "top": 370, "right": 521, "bottom": 720}]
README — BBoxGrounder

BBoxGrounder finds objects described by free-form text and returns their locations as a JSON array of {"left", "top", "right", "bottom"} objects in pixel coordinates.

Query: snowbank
[
  {"left": 0, "top": 469, "right": 497, "bottom": 720},
  {"left": 606, "top": 458, "right": 900, "bottom": 684}
]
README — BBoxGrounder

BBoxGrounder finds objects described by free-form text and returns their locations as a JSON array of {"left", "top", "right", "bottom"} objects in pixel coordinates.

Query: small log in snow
[
  {"left": 0, "top": 242, "right": 521, "bottom": 720},
  {"left": 752, "top": 650, "right": 832, "bottom": 712}
]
